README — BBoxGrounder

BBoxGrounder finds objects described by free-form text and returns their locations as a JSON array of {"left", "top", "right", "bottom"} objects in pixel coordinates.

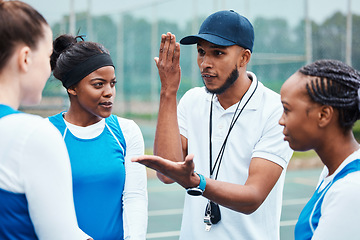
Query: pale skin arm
[
  {"left": 153, "top": 32, "right": 184, "bottom": 183},
  {"left": 132, "top": 154, "right": 283, "bottom": 214}
]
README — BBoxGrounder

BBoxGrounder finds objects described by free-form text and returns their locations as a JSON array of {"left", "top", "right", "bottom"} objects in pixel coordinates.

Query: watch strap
[
  {"left": 186, "top": 173, "right": 206, "bottom": 196},
  {"left": 197, "top": 173, "right": 206, "bottom": 191}
]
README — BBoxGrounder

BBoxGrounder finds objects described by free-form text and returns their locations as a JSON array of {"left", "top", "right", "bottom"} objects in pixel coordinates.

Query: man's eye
[
  {"left": 215, "top": 50, "right": 223, "bottom": 56},
  {"left": 198, "top": 49, "right": 205, "bottom": 55}
]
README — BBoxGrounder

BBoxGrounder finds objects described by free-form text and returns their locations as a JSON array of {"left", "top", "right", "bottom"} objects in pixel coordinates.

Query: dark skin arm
[
  {"left": 149, "top": 32, "right": 284, "bottom": 213},
  {"left": 132, "top": 154, "right": 283, "bottom": 214},
  {"left": 153, "top": 32, "right": 184, "bottom": 183}
]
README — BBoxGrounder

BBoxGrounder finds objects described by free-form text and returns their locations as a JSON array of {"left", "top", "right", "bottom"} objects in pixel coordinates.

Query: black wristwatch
[{"left": 186, "top": 173, "right": 206, "bottom": 196}]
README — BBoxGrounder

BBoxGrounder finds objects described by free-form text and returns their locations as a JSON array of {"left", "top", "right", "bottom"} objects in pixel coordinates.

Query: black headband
[{"left": 62, "top": 53, "right": 114, "bottom": 88}]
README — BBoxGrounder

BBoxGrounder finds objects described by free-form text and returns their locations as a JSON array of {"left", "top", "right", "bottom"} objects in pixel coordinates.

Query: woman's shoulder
[
  {"left": 113, "top": 116, "right": 144, "bottom": 148},
  {"left": 3, "top": 112, "right": 58, "bottom": 133},
  {"left": 114, "top": 115, "right": 142, "bottom": 136},
  {"left": 1, "top": 112, "right": 66, "bottom": 160},
  {"left": 327, "top": 170, "right": 360, "bottom": 199},
  {"left": 114, "top": 115, "right": 138, "bottom": 128}
]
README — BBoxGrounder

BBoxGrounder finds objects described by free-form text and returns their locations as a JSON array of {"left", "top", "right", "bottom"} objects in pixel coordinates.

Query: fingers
[
  {"left": 167, "top": 33, "right": 176, "bottom": 61},
  {"left": 184, "top": 153, "right": 194, "bottom": 163},
  {"left": 173, "top": 42, "right": 181, "bottom": 66},
  {"left": 162, "top": 33, "right": 172, "bottom": 62},
  {"left": 132, "top": 155, "right": 166, "bottom": 173},
  {"left": 157, "top": 32, "right": 178, "bottom": 64},
  {"left": 184, "top": 153, "right": 195, "bottom": 170},
  {"left": 131, "top": 155, "right": 162, "bottom": 162},
  {"left": 158, "top": 34, "right": 166, "bottom": 60},
  {"left": 154, "top": 57, "right": 159, "bottom": 65}
]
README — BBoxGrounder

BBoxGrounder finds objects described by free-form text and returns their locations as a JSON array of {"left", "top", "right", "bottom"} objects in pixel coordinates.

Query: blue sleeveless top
[
  {"left": 0, "top": 104, "right": 38, "bottom": 240},
  {"left": 295, "top": 159, "right": 360, "bottom": 240},
  {"left": 0, "top": 104, "right": 19, "bottom": 118},
  {"left": 49, "top": 113, "right": 127, "bottom": 240}
]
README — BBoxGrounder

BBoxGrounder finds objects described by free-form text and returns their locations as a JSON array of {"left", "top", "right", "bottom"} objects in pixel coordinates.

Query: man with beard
[{"left": 133, "top": 10, "right": 293, "bottom": 240}]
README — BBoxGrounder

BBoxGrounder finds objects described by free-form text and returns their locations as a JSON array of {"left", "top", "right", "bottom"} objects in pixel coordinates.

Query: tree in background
[{"left": 46, "top": 11, "right": 360, "bottom": 110}]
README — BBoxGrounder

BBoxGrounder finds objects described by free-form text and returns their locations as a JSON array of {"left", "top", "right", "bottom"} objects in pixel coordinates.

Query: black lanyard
[{"left": 209, "top": 79, "right": 258, "bottom": 179}]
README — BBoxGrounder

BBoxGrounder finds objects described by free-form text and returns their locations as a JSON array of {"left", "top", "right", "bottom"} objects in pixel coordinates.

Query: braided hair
[{"left": 299, "top": 59, "right": 360, "bottom": 130}]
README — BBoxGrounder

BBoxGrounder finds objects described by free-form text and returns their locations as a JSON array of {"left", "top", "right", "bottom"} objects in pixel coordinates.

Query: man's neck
[{"left": 217, "top": 75, "right": 252, "bottom": 110}]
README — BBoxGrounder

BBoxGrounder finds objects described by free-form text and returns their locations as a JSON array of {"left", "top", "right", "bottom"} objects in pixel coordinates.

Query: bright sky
[{"left": 23, "top": 0, "right": 359, "bottom": 28}]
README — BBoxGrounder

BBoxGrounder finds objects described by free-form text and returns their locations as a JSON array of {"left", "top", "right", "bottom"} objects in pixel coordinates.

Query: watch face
[{"left": 187, "top": 188, "right": 203, "bottom": 196}]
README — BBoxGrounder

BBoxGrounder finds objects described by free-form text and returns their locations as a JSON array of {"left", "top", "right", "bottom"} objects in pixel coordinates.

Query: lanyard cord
[{"left": 209, "top": 79, "right": 258, "bottom": 179}]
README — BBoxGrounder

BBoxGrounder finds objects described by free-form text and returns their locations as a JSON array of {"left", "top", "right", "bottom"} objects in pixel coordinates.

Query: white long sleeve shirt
[{"left": 0, "top": 112, "right": 90, "bottom": 239}]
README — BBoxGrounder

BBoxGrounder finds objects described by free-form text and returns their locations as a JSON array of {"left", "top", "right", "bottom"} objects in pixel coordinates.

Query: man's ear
[
  {"left": 239, "top": 49, "right": 251, "bottom": 67},
  {"left": 18, "top": 46, "right": 31, "bottom": 73},
  {"left": 318, "top": 105, "right": 334, "bottom": 128}
]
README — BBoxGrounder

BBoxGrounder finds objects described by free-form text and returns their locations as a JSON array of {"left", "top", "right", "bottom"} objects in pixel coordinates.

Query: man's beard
[{"left": 203, "top": 66, "right": 239, "bottom": 95}]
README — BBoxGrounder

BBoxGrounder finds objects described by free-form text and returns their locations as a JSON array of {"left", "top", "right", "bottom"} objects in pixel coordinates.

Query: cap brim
[{"left": 180, "top": 34, "right": 235, "bottom": 46}]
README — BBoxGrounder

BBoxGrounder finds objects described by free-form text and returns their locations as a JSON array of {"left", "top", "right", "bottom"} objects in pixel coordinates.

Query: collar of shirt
[{"left": 63, "top": 114, "right": 106, "bottom": 139}]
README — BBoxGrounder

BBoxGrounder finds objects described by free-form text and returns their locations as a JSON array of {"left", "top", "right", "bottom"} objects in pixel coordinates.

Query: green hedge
[{"left": 353, "top": 120, "right": 360, "bottom": 141}]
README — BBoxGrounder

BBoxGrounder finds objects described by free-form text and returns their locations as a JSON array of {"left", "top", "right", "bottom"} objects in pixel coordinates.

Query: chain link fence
[{"left": 22, "top": 0, "right": 359, "bottom": 148}]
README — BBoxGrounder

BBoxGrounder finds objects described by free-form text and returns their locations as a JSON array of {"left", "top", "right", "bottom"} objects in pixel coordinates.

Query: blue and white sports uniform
[
  {"left": 295, "top": 149, "right": 360, "bottom": 240},
  {"left": 49, "top": 113, "right": 148, "bottom": 240},
  {"left": 0, "top": 104, "right": 90, "bottom": 240}
]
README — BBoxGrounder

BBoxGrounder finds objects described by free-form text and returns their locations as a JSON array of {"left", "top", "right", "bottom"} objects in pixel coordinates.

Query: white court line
[
  {"left": 148, "top": 186, "right": 184, "bottom": 193},
  {"left": 146, "top": 220, "right": 299, "bottom": 239},
  {"left": 280, "top": 219, "right": 298, "bottom": 227},
  {"left": 147, "top": 230, "right": 180, "bottom": 239},
  {"left": 148, "top": 208, "right": 183, "bottom": 216},
  {"left": 290, "top": 177, "right": 318, "bottom": 186},
  {"left": 282, "top": 198, "right": 310, "bottom": 206},
  {"left": 148, "top": 198, "right": 309, "bottom": 217},
  {"left": 147, "top": 198, "right": 308, "bottom": 238}
]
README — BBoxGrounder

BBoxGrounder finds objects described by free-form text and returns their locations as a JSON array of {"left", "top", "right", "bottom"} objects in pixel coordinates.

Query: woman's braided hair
[{"left": 299, "top": 59, "right": 360, "bottom": 130}]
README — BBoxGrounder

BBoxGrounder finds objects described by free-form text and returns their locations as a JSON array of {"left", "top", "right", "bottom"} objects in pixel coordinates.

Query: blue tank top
[
  {"left": 49, "top": 113, "right": 127, "bottom": 240},
  {"left": 0, "top": 104, "right": 38, "bottom": 240},
  {"left": 295, "top": 159, "right": 360, "bottom": 240}
]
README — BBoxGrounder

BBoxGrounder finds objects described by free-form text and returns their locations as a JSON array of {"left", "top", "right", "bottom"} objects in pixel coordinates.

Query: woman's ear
[
  {"left": 67, "top": 87, "right": 77, "bottom": 96},
  {"left": 18, "top": 46, "right": 31, "bottom": 73},
  {"left": 318, "top": 105, "right": 334, "bottom": 128}
]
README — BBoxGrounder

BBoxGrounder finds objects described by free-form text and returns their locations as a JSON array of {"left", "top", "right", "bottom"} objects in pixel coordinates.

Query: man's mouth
[{"left": 202, "top": 73, "right": 216, "bottom": 81}]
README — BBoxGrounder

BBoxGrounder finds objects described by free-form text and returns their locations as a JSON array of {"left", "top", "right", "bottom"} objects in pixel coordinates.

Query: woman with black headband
[
  {"left": 49, "top": 34, "right": 148, "bottom": 240},
  {"left": 279, "top": 59, "right": 360, "bottom": 240}
]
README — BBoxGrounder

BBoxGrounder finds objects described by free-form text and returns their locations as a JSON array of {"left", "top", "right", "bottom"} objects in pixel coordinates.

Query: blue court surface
[{"left": 146, "top": 168, "right": 323, "bottom": 240}]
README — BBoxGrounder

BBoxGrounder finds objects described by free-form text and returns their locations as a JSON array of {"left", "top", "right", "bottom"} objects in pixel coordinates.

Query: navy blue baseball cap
[{"left": 180, "top": 10, "right": 254, "bottom": 52}]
